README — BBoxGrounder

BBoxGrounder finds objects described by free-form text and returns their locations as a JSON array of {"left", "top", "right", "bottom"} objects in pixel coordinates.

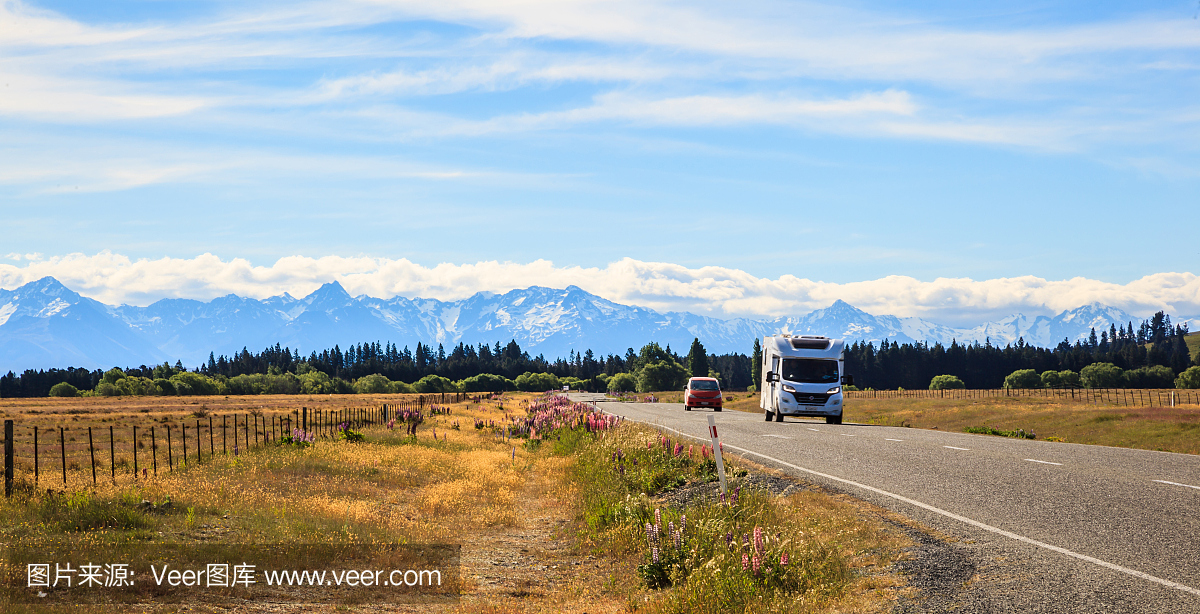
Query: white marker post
[{"left": 707, "top": 414, "right": 728, "bottom": 496}]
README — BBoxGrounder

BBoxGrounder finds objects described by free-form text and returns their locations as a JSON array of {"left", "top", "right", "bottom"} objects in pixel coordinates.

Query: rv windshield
[{"left": 781, "top": 359, "right": 839, "bottom": 384}]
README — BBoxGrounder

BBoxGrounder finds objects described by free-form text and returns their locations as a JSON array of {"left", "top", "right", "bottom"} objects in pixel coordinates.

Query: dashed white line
[
  {"left": 807, "top": 428, "right": 820, "bottom": 432},
  {"left": 1154, "top": 480, "right": 1200, "bottom": 491},
  {"left": 1025, "top": 459, "right": 1063, "bottom": 466},
  {"left": 885, "top": 438, "right": 904, "bottom": 442},
  {"left": 943, "top": 446, "right": 970, "bottom": 451},
  {"left": 623, "top": 416, "right": 1200, "bottom": 599},
  {"left": 840, "top": 433, "right": 856, "bottom": 437},
  {"left": 762, "top": 434, "right": 793, "bottom": 439}
]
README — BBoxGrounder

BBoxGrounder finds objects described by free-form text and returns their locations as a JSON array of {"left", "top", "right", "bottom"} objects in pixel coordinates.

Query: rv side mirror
[
  {"left": 766, "top": 371, "right": 779, "bottom": 383},
  {"left": 842, "top": 374, "right": 854, "bottom": 386}
]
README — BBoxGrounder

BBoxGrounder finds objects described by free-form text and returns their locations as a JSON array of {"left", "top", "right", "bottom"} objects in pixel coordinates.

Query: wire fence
[{"left": 2, "top": 393, "right": 468, "bottom": 497}]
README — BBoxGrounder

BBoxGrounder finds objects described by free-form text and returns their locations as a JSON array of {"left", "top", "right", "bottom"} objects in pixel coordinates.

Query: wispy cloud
[{"left": 2, "top": 252, "right": 1198, "bottom": 325}]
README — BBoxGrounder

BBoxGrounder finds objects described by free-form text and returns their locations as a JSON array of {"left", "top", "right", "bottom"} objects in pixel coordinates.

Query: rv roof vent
[{"left": 790, "top": 338, "right": 831, "bottom": 350}]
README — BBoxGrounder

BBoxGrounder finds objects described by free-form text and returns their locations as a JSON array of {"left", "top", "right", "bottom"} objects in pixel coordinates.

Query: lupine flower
[
  {"left": 742, "top": 553, "right": 750, "bottom": 571},
  {"left": 752, "top": 554, "right": 761, "bottom": 575},
  {"left": 754, "top": 526, "right": 764, "bottom": 555},
  {"left": 652, "top": 546, "right": 659, "bottom": 564},
  {"left": 725, "top": 532, "right": 733, "bottom": 549},
  {"left": 655, "top": 508, "right": 661, "bottom": 529},
  {"left": 780, "top": 552, "right": 789, "bottom": 566},
  {"left": 742, "top": 533, "right": 750, "bottom": 548},
  {"left": 680, "top": 515, "right": 686, "bottom": 535}
]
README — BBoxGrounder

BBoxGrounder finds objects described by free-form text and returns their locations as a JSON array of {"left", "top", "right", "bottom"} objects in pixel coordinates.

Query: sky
[{"left": 1, "top": 0, "right": 1198, "bottom": 325}]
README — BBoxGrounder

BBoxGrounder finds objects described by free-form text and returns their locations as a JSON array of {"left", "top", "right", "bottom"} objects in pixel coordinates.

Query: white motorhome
[{"left": 759, "top": 335, "right": 852, "bottom": 424}]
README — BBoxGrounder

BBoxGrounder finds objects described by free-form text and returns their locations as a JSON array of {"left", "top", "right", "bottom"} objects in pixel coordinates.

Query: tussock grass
[{"left": 565, "top": 422, "right": 908, "bottom": 613}]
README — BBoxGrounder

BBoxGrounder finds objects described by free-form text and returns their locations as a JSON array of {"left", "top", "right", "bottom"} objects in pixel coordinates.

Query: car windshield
[
  {"left": 690, "top": 380, "right": 719, "bottom": 391},
  {"left": 781, "top": 359, "right": 839, "bottom": 384}
]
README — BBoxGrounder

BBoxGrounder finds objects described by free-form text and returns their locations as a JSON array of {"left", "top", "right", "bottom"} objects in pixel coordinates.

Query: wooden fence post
[
  {"left": 151, "top": 427, "right": 157, "bottom": 476},
  {"left": 133, "top": 426, "right": 138, "bottom": 479},
  {"left": 182, "top": 424, "right": 187, "bottom": 464},
  {"left": 4, "top": 420, "right": 12, "bottom": 498},
  {"left": 166, "top": 424, "right": 172, "bottom": 471},
  {"left": 196, "top": 420, "right": 202, "bottom": 460},
  {"left": 33, "top": 426, "right": 39, "bottom": 484},
  {"left": 222, "top": 415, "right": 227, "bottom": 455},
  {"left": 60, "top": 427, "right": 66, "bottom": 485},
  {"left": 209, "top": 417, "right": 214, "bottom": 456},
  {"left": 88, "top": 426, "right": 97, "bottom": 486},
  {"left": 109, "top": 426, "right": 115, "bottom": 480}
]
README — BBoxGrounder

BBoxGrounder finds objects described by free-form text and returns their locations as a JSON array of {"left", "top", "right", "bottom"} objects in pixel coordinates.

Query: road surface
[{"left": 571, "top": 393, "right": 1200, "bottom": 613}]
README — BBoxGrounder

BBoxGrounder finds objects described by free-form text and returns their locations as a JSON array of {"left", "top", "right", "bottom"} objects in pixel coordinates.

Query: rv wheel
[
  {"left": 764, "top": 411, "right": 773, "bottom": 422},
  {"left": 684, "top": 405, "right": 691, "bottom": 411},
  {"left": 714, "top": 407, "right": 722, "bottom": 412},
  {"left": 826, "top": 414, "right": 842, "bottom": 425},
  {"left": 774, "top": 411, "right": 784, "bottom": 422}
]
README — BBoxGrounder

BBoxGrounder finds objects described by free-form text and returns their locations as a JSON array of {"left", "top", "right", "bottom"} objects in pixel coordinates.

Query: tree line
[
  {"left": 0, "top": 338, "right": 754, "bottom": 398},
  {"left": 847, "top": 312, "right": 1195, "bottom": 390}
]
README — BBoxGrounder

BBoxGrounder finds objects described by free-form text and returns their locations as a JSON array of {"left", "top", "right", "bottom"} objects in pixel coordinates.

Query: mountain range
[{"left": 1, "top": 277, "right": 1195, "bottom": 373}]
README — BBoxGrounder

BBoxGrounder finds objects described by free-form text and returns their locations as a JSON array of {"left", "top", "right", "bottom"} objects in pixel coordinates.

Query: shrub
[
  {"left": 414, "top": 374, "right": 458, "bottom": 393},
  {"left": 607, "top": 372, "right": 637, "bottom": 393},
  {"left": 460, "top": 373, "right": 513, "bottom": 392},
  {"left": 1081, "top": 363, "right": 1123, "bottom": 388},
  {"left": 1177, "top": 366, "right": 1200, "bottom": 389},
  {"left": 1003, "top": 369, "right": 1040, "bottom": 389},
  {"left": 1123, "top": 365, "right": 1175, "bottom": 389},
  {"left": 353, "top": 373, "right": 393, "bottom": 394},
  {"left": 48, "top": 382, "right": 79, "bottom": 397},
  {"left": 637, "top": 360, "right": 687, "bottom": 393},
  {"left": 514, "top": 371, "right": 560, "bottom": 392},
  {"left": 928, "top": 374, "right": 965, "bottom": 390}
]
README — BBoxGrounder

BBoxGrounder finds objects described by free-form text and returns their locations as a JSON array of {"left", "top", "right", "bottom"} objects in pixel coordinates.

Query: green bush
[
  {"left": 460, "top": 373, "right": 513, "bottom": 392},
  {"left": 48, "top": 382, "right": 79, "bottom": 397},
  {"left": 637, "top": 360, "right": 687, "bottom": 392},
  {"left": 1176, "top": 366, "right": 1200, "bottom": 389},
  {"left": 1123, "top": 365, "right": 1175, "bottom": 389},
  {"left": 607, "top": 372, "right": 637, "bottom": 393},
  {"left": 1003, "top": 369, "right": 1040, "bottom": 389},
  {"left": 514, "top": 371, "right": 560, "bottom": 392},
  {"left": 414, "top": 374, "right": 458, "bottom": 393},
  {"left": 353, "top": 373, "right": 393, "bottom": 394},
  {"left": 1081, "top": 362, "right": 1123, "bottom": 388},
  {"left": 928, "top": 374, "right": 965, "bottom": 390}
]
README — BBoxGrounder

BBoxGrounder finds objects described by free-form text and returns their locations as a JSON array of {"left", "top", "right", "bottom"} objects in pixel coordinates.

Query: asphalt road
[{"left": 570, "top": 393, "right": 1200, "bottom": 613}]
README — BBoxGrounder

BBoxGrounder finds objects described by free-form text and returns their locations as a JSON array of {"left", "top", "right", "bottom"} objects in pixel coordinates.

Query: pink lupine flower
[
  {"left": 780, "top": 552, "right": 789, "bottom": 566},
  {"left": 754, "top": 526, "right": 763, "bottom": 554},
  {"left": 742, "top": 553, "right": 750, "bottom": 571},
  {"left": 654, "top": 508, "right": 662, "bottom": 530},
  {"left": 752, "top": 554, "right": 761, "bottom": 575}
]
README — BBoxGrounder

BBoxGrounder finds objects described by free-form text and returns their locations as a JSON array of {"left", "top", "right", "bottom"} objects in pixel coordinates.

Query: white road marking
[
  {"left": 762, "top": 434, "right": 793, "bottom": 439},
  {"left": 944, "top": 446, "right": 970, "bottom": 451},
  {"left": 624, "top": 416, "right": 1200, "bottom": 599},
  {"left": 1025, "top": 459, "right": 1063, "bottom": 466},
  {"left": 885, "top": 438, "right": 904, "bottom": 442},
  {"left": 1154, "top": 480, "right": 1200, "bottom": 491},
  {"left": 807, "top": 428, "right": 820, "bottom": 432},
  {"left": 840, "top": 433, "right": 856, "bottom": 437}
]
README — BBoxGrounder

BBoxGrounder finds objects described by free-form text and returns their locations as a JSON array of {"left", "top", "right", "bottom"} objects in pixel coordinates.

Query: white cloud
[{"left": 1, "top": 252, "right": 1198, "bottom": 325}]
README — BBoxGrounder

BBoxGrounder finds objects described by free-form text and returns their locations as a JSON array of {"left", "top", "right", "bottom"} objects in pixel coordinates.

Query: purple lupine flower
[
  {"left": 654, "top": 508, "right": 661, "bottom": 530},
  {"left": 646, "top": 522, "right": 654, "bottom": 548},
  {"left": 742, "top": 533, "right": 750, "bottom": 548},
  {"left": 725, "top": 532, "right": 733, "bottom": 550},
  {"left": 652, "top": 546, "right": 659, "bottom": 564}
]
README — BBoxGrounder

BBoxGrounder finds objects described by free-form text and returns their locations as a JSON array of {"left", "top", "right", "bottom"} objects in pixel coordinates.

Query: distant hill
[{"left": 0, "top": 276, "right": 1166, "bottom": 372}]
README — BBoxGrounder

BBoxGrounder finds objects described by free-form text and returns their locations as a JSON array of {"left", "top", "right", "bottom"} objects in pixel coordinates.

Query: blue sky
[{"left": 1, "top": 0, "right": 1198, "bottom": 323}]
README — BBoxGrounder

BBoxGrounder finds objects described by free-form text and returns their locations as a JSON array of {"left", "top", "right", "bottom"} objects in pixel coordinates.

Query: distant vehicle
[
  {"left": 562, "top": 385, "right": 570, "bottom": 391},
  {"left": 684, "top": 377, "right": 722, "bottom": 411},
  {"left": 759, "top": 335, "right": 852, "bottom": 424}
]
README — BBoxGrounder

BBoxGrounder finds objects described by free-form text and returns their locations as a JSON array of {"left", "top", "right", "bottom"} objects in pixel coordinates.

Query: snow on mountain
[
  {"left": 0, "top": 277, "right": 1167, "bottom": 372},
  {"left": 0, "top": 277, "right": 167, "bottom": 372}
]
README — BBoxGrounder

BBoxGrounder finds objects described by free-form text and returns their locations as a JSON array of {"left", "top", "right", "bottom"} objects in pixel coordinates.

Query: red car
[{"left": 684, "top": 377, "right": 723, "bottom": 411}]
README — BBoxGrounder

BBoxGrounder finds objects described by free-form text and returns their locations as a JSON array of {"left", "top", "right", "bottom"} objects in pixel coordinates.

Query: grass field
[
  {"left": 0, "top": 393, "right": 913, "bottom": 613},
  {"left": 721, "top": 392, "right": 1200, "bottom": 455}
]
